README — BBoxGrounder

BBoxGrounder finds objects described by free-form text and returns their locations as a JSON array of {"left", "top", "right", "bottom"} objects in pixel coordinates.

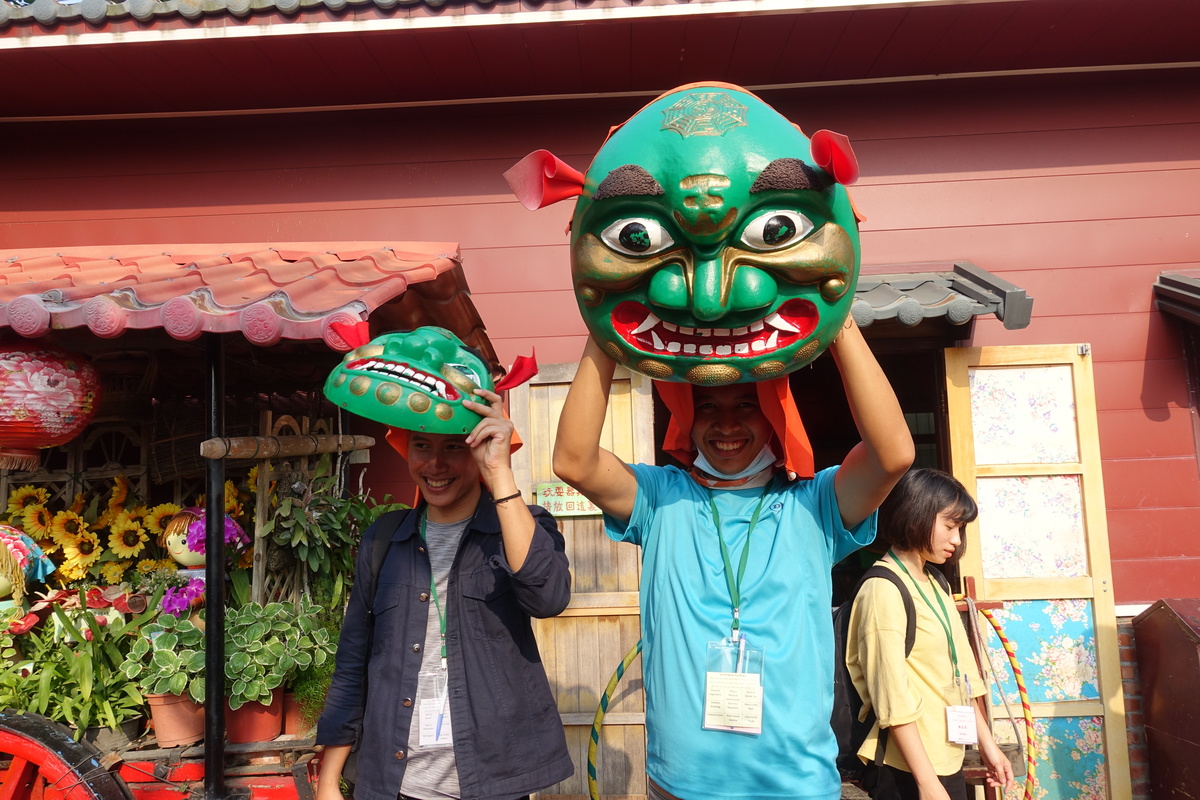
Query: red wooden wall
[{"left": 2, "top": 68, "right": 1197, "bottom": 604}]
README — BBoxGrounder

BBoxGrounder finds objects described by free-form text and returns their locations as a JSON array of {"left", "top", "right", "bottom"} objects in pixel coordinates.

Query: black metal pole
[{"left": 204, "top": 333, "right": 227, "bottom": 800}]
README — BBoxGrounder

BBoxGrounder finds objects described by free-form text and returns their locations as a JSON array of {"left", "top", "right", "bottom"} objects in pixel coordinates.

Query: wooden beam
[{"left": 199, "top": 434, "right": 375, "bottom": 460}]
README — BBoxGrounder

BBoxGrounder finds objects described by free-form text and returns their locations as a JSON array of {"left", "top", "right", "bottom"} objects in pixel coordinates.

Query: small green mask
[
  {"left": 324, "top": 327, "right": 493, "bottom": 433},
  {"left": 570, "top": 84, "right": 860, "bottom": 385}
]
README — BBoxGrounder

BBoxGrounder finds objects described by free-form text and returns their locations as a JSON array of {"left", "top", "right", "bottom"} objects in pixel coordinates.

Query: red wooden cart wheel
[{"left": 0, "top": 711, "right": 133, "bottom": 800}]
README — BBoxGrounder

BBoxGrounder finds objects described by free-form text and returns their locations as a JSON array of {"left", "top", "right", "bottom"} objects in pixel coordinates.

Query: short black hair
[{"left": 878, "top": 468, "right": 978, "bottom": 561}]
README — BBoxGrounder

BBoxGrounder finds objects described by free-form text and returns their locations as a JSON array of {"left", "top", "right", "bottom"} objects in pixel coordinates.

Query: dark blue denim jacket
[{"left": 316, "top": 491, "right": 574, "bottom": 800}]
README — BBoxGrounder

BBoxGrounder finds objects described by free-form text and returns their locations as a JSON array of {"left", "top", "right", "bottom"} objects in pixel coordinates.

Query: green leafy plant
[
  {"left": 225, "top": 596, "right": 335, "bottom": 711},
  {"left": 120, "top": 612, "right": 206, "bottom": 704},
  {"left": 0, "top": 589, "right": 164, "bottom": 737},
  {"left": 261, "top": 453, "right": 406, "bottom": 607}
]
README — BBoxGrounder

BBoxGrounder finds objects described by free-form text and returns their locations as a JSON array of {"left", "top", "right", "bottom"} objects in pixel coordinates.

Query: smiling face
[
  {"left": 407, "top": 432, "right": 482, "bottom": 523},
  {"left": 325, "top": 327, "right": 493, "bottom": 433},
  {"left": 571, "top": 85, "right": 860, "bottom": 385},
  {"left": 691, "top": 383, "right": 774, "bottom": 475}
]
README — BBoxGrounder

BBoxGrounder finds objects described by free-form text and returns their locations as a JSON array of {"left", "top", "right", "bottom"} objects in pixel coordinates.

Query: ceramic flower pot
[
  {"left": 224, "top": 688, "right": 282, "bottom": 743},
  {"left": 146, "top": 692, "right": 205, "bottom": 748},
  {"left": 80, "top": 717, "right": 142, "bottom": 752}
]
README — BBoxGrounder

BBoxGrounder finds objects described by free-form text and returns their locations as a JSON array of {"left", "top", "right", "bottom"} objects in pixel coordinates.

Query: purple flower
[
  {"left": 161, "top": 578, "right": 205, "bottom": 617},
  {"left": 184, "top": 512, "right": 249, "bottom": 555}
]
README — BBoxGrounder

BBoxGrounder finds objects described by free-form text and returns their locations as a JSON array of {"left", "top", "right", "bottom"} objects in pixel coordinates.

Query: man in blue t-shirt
[{"left": 553, "top": 318, "right": 914, "bottom": 800}]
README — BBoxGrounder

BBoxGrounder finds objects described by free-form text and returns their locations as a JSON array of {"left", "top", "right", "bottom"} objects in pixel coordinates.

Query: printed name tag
[{"left": 946, "top": 705, "right": 977, "bottom": 745}]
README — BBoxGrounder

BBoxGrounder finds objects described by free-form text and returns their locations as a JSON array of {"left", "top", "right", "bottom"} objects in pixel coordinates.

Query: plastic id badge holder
[
  {"left": 945, "top": 677, "right": 977, "bottom": 746},
  {"left": 702, "top": 636, "right": 764, "bottom": 735},
  {"left": 416, "top": 667, "right": 453, "bottom": 748}
]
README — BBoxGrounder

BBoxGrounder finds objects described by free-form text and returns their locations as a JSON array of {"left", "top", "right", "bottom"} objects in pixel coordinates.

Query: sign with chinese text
[{"left": 536, "top": 481, "right": 601, "bottom": 517}]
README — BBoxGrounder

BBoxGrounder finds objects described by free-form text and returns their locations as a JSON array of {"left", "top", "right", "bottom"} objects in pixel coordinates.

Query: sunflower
[
  {"left": 61, "top": 529, "right": 102, "bottom": 573},
  {"left": 108, "top": 475, "right": 130, "bottom": 512},
  {"left": 36, "top": 536, "right": 60, "bottom": 556},
  {"left": 50, "top": 510, "right": 88, "bottom": 547},
  {"left": 108, "top": 522, "right": 148, "bottom": 561},
  {"left": 236, "top": 546, "right": 254, "bottom": 570},
  {"left": 136, "top": 558, "right": 160, "bottom": 574},
  {"left": 108, "top": 517, "right": 149, "bottom": 559},
  {"left": 144, "top": 503, "right": 182, "bottom": 536},
  {"left": 21, "top": 505, "right": 53, "bottom": 538},
  {"left": 159, "top": 558, "right": 178, "bottom": 571},
  {"left": 223, "top": 480, "right": 242, "bottom": 516},
  {"left": 68, "top": 492, "right": 86, "bottom": 515},
  {"left": 247, "top": 465, "right": 260, "bottom": 492},
  {"left": 58, "top": 560, "right": 88, "bottom": 583},
  {"left": 99, "top": 560, "right": 131, "bottom": 585},
  {"left": 7, "top": 486, "right": 48, "bottom": 518}
]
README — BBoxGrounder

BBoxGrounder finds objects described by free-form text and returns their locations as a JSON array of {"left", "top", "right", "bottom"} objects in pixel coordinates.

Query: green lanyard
[
  {"left": 888, "top": 549, "right": 960, "bottom": 682},
  {"left": 706, "top": 485, "right": 771, "bottom": 641},
  {"left": 419, "top": 511, "right": 448, "bottom": 663}
]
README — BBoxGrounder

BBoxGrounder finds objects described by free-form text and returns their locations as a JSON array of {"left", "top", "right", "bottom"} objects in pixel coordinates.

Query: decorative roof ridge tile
[
  {"left": 1, "top": 0, "right": 461, "bottom": 29},
  {"left": 0, "top": 242, "right": 480, "bottom": 353}
]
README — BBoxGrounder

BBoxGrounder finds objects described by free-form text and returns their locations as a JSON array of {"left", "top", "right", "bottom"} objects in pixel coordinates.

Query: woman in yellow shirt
[{"left": 846, "top": 469, "right": 1015, "bottom": 800}]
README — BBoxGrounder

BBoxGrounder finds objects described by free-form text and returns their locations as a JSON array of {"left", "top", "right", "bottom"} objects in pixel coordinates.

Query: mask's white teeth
[
  {"left": 662, "top": 321, "right": 678, "bottom": 332},
  {"left": 435, "top": 380, "right": 447, "bottom": 398},
  {"left": 651, "top": 330, "right": 666, "bottom": 351},
  {"left": 767, "top": 330, "right": 780, "bottom": 349},
  {"left": 696, "top": 328, "right": 712, "bottom": 337},
  {"left": 684, "top": 344, "right": 697, "bottom": 354},
  {"left": 667, "top": 341, "right": 681, "bottom": 354},
  {"left": 716, "top": 345, "right": 732, "bottom": 356},
  {"left": 750, "top": 321, "right": 764, "bottom": 333},
  {"left": 734, "top": 343, "right": 750, "bottom": 355},
  {"left": 732, "top": 326, "right": 748, "bottom": 336},
  {"left": 751, "top": 340, "right": 766, "bottom": 353},
  {"left": 632, "top": 313, "right": 660, "bottom": 335},
  {"left": 766, "top": 312, "right": 799, "bottom": 333},
  {"left": 715, "top": 328, "right": 731, "bottom": 337},
  {"left": 699, "top": 344, "right": 714, "bottom": 355},
  {"left": 680, "top": 326, "right": 695, "bottom": 336}
]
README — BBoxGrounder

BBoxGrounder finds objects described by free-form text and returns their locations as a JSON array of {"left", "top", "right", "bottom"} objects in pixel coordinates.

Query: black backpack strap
[
  {"left": 857, "top": 565, "right": 918, "bottom": 656},
  {"left": 855, "top": 564, "right": 917, "bottom": 767},
  {"left": 360, "top": 508, "right": 412, "bottom": 616}
]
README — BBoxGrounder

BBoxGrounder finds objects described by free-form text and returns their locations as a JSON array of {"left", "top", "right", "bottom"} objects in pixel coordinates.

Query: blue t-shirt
[{"left": 605, "top": 464, "right": 875, "bottom": 800}]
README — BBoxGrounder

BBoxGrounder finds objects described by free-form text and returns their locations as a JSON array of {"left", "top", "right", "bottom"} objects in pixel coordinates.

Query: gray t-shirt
[{"left": 399, "top": 516, "right": 469, "bottom": 800}]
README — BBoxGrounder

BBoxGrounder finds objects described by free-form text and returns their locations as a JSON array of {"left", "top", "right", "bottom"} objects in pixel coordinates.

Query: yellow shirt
[{"left": 845, "top": 558, "right": 986, "bottom": 775}]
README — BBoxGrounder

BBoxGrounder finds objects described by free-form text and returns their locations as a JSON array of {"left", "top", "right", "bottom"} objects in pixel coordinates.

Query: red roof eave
[{"left": 0, "top": 242, "right": 464, "bottom": 352}]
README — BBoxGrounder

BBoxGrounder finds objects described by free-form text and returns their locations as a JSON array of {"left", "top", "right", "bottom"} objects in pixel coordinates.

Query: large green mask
[
  {"left": 324, "top": 327, "right": 493, "bottom": 433},
  {"left": 568, "top": 84, "right": 860, "bottom": 385}
]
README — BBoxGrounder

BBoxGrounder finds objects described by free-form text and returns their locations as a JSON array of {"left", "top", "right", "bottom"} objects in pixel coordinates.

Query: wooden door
[
  {"left": 510, "top": 362, "right": 655, "bottom": 800},
  {"left": 944, "top": 345, "right": 1131, "bottom": 800}
]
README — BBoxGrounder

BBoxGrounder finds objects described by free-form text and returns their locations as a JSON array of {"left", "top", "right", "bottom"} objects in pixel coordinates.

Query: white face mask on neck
[{"left": 693, "top": 445, "right": 777, "bottom": 481}]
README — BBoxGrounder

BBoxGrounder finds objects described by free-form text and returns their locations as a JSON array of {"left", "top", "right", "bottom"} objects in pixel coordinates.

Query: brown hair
[{"left": 878, "top": 468, "right": 978, "bottom": 562}]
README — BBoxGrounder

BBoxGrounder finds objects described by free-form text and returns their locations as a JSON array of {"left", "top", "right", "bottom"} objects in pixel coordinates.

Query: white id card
[
  {"left": 702, "top": 637, "right": 764, "bottom": 735},
  {"left": 946, "top": 705, "right": 977, "bottom": 745},
  {"left": 416, "top": 668, "right": 453, "bottom": 748}
]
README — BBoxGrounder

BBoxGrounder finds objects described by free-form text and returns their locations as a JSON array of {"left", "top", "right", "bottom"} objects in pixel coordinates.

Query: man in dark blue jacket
[{"left": 316, "top": 386, "right": 573, "bottom": 800}]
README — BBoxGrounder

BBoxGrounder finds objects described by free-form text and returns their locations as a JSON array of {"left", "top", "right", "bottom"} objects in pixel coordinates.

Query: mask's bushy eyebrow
[
  {"left": 593, "top": 165, "right": 666, "bottom": 201},
  {"left": 750, "top": 158, "right": 831, "bottom": 193}
]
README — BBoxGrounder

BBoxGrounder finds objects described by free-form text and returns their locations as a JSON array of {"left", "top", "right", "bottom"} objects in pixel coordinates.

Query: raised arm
[
  {"left": 552, "top": 338, "right": 638, "bottom": 523},
  {"left": 830, "top": 317, "right": 915, "bottom": 528}
]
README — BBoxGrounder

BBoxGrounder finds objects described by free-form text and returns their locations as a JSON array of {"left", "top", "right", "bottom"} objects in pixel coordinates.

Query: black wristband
[{"left": 493, "top": 491, "right": 523, "bottom": 505}]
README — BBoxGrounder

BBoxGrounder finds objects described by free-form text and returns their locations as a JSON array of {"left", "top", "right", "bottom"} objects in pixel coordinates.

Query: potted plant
[
  {"left": 120, "top": 612, "right": 206, "bottom": 747},
  {"left": 261, "top": 454, "right": 405, "bottom": 609},
  {"left": 224, "top": 596, "right": 335, "bottom": 742},
  {"left": 0, "top": 590, "right": 161, "bottom": 747}
]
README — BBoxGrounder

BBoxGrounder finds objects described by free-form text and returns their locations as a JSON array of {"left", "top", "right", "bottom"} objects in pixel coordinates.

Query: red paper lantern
[{"left": 0, "top": 345, "right": 101, "bottom": 471}]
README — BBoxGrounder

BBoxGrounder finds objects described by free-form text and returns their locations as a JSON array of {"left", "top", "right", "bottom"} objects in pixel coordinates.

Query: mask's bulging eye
[
  {"left": 445, "top": 363, "right": 482, "bottom": 387},
  {"left": 601, "top": 218, "right": 675, "bottom": 256},
  {"left": 740, "top": 210, "right": 814, "bottom": 250}
]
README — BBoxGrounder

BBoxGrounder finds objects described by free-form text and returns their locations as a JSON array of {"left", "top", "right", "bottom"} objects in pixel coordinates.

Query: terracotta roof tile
[{"left": 0, "top": 243, "right": 499, "bottom": 369}]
